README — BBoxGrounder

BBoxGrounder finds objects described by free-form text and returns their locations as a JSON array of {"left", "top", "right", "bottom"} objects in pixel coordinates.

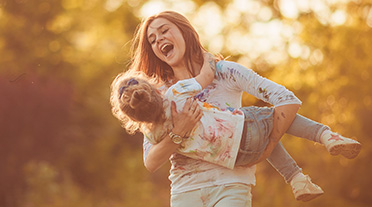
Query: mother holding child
[{"left": 110, "top": 11, "right": 361, "bottom": 207}]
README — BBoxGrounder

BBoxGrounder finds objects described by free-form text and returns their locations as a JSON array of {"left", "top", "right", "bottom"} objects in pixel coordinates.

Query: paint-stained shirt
[
  {"left": 143, "top": 60, "right": 301, "bottom": 195},
  {"left": 144, "top": 78, "right": 245, "bottom": 169}
]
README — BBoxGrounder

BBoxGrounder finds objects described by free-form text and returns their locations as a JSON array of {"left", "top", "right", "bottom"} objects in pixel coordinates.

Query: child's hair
[{"left": 110, "top": 70, "right": 165, "bottom": 134}]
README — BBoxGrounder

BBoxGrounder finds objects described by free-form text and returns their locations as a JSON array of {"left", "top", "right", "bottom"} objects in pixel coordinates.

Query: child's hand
[
  {"left": 201, "top": 52, "right": 216, "bottom": 76},
  {"left": 196, "top": 52, "right": 216, "bottom": 89}
]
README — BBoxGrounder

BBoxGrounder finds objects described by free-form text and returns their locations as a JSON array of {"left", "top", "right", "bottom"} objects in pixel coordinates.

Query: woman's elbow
[{"left": 144, "top": 159, "right": 159, "bottom": 173}]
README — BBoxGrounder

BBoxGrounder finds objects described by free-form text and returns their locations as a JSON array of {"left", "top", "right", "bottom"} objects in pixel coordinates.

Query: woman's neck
[{"left": 172, "top": 61, "right": 202, "bottom": 81}]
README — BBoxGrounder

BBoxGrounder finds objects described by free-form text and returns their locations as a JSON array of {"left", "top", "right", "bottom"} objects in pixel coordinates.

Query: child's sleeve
[
  {"left": 165, "top": 78, "right": 203, "bottom": 112},
  {"left": 217, "top": 61, "right": 302, "bottom": 107}
]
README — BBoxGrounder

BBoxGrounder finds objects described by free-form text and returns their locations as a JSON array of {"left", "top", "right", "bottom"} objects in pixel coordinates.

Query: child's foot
[
  {"left": 321, "top": 131, "right": 361, "bottom": 159},
  {"left": 290, "top": 175, "right": 324, "bottom": 202}
]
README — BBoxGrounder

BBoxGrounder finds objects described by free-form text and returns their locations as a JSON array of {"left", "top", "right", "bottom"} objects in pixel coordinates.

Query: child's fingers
[{"left": 182, "top": 98, "right": 192, "bottom": 112}]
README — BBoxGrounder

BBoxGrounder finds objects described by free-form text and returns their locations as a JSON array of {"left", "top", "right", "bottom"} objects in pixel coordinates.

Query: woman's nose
[{"left": 156, "top": 34, "right": 164, "bottom": 43}]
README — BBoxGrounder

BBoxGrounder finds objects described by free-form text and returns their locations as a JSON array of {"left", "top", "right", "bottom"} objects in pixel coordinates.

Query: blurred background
[{"left": 0, "top": 0, "right": 371, "bottom": 206}]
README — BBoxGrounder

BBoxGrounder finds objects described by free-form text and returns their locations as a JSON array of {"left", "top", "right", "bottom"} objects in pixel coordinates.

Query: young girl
[{"left": 110, "top": 54, "right": 361, "bottom": 202}]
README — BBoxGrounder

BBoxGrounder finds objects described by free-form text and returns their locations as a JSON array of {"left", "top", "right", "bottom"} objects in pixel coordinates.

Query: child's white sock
[
  {"left": 320, "top": 130, "right": 332, "bottom": 144},
  {"left": 290, "top": 172, "right": 306, "bottom": 185}
]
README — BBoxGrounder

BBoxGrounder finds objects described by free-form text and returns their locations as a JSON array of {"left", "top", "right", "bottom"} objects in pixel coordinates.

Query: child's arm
[{"left": 195, "top": 53, "right": 216, "bottom": 89}]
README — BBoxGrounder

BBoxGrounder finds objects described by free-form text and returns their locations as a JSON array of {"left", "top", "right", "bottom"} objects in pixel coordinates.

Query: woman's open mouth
[{"left": 161, "top": 43, "right": 174, "bottom": 57}]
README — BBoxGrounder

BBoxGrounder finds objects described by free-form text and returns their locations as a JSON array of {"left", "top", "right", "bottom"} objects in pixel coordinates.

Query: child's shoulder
[
  {"left": 169, "top": 78, "right": 200, "bottom": 90},
  {"left": 165, "top": 78, "right": 202, "bottom": 97}
]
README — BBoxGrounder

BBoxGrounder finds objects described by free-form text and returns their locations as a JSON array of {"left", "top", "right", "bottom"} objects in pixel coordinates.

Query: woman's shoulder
[
  {"left": 214, "top": 60, "right": 255, "bottom": 80},
  {"left": 216, "top": 60, "right": 249, "bottom": 71}
]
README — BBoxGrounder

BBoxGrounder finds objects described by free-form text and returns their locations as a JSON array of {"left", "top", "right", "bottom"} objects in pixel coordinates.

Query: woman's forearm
[
  {"left": 250, "top": 104, "right": 301, "bottom": 165},
  {"left": 270, "top": 104, "right": 301, "bottom": 141},
  {"left": 144, "top": 135, "right": 179, "bottom": 172},
  {"left": 144, "top": 98, "right": 203, "bottom": 172},
  {"left": 144, "top": 123, "right": 197, "bottom": 172}
]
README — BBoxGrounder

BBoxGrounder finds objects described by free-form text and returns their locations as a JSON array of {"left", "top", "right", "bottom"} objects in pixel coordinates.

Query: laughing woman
[{"left": 127, "top": 11, "right": 361, "bottom": 207}]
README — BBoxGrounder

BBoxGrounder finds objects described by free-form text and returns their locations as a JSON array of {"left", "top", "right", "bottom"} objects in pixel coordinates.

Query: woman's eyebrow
[{"left": 148, "top": 24, "right": 168, "bottom": 39}]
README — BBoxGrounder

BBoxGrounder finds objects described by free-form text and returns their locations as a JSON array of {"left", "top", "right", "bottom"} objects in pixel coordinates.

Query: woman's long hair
[{"left": 129, "top": 11, "right": 206, "bottom": 83}]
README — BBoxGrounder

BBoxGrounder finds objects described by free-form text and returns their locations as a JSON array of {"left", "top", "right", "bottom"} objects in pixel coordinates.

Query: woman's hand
[
  {"left": 171, "top": 98, "right": 203, "bottom": 137},
  {"left": 144, "top": 98, "right": 202, "bottom": 172}
]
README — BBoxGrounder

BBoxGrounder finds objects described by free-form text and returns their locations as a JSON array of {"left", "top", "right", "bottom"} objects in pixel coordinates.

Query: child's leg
[
  {"left": 267, "top": 141, "right": 324, "bottom": 201},
  {"left": 285, "top": 114, "right": 329, "bottom": 143},
  {"left": 237, "top": 107, "right": 323, "bottom": 201},
  {"left": 266, "top": 141, "right": 301, "bottom": 183},
  {"left": 286, "top": 114, "right": 361, "bottom": 159}
]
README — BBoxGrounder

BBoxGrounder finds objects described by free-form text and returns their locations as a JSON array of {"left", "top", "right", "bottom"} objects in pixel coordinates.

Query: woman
[{"left": 128, "top": 11, "right": 360, "bottom": 206}]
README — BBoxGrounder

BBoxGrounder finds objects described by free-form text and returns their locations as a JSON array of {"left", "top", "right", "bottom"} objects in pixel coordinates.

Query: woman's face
[{"left": 147, "top": 18, "right": 186, "bottom": 68}]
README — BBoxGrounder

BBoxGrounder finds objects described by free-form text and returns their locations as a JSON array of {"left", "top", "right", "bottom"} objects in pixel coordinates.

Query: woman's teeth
[{"left": 161, "top": 44, "right": 174, "bottom": 57}]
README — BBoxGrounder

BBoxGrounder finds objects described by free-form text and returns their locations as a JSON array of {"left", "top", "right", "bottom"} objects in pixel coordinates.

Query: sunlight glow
[
  {"left": 46, "top": 14, "right": 73, "bottom": 33},
  {"left": 234, "top": 0, "right": 261, "bottom": 14},
  {"left": 257, "top": 6, "right": 273, "bottom": 21},
  {"left": 73, "top": 32, "right": 95, "bottom": 51},
  {"left": 288, "top": 42, "right": 302, "bottom": 58},
  {"left": 104, "top": 0, "right": 124, "bottom": 12},
  {"left": 309, "top": 49, "right": 324, "bottom": 65},
  {"left": 193, "top": 2, "right": 223, "bottom": 52},
  {"left": 127, "top": 0, "right": 140, "bottom": 7},
  {"left": 193, "top": 2, "right": 223, "bottom": 37},
  {"left": 135, "top": 0, "right": 354, "bottom": 65},
  {"left": 366, "top": 7, "right": 372, "bottom": 28},
  {"left": 279, "top": 0, "right": 351, "bottom": 26},
  {"left": 331, "top": 10, "right": 347, "bottom": 25},
  {"left": 139, "top": 0, "right": 196, "bottom": 18},
  {"left": 170, "top": 0, "right": 196, "bottom": 14},
  {"left": 224, "top": 5, "right": 241, "bottom": 26},
  {"left": 207, "top": 35, "right": 224, "bottom": 54},
  {"left": 287, "top": 40, "right": 310, "bottom": 60},
  {"left": 279, "top": 0, "right": 299, "bottom": 19},
  {"left": 140, "top": 1, "right": 166, "bottom": 17}
]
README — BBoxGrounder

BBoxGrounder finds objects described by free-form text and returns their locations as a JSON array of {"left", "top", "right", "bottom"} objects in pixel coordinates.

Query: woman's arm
[
  {"left": 270, "top": 104, "right": 301, "bottom": 142},
  {"left": 217, "top": 61, "right": 302, "bottom": 165},
  {"left": 144, "top": 98, "right": 202, "bottom": 172},
  {"left": 247, "top": 103, "right": 300, "bottom": 166}
]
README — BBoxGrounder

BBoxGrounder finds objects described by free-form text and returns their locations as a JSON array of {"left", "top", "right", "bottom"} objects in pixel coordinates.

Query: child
[{"left": 110, "top": 54, "right": 361, "bottom": 202}]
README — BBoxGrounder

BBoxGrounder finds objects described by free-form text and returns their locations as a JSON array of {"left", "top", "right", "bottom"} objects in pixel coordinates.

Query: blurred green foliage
[{"left": 0, "top": 0, "right": 371, "bottom": 207}]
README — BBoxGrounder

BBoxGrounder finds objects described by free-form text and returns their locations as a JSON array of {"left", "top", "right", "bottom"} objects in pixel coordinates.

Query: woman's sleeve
[{"left": 218, "top": 61, "right": 302, "bottom": 106}]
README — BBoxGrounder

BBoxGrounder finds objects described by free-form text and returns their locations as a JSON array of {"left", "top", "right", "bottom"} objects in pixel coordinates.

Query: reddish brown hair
[{"left": 130, "top": 11, "right": 206, "bottom": 83}]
